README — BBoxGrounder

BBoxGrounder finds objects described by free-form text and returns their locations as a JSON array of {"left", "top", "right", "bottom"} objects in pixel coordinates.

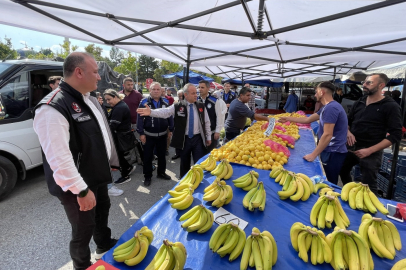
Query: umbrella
[{"left": 210, "top": 82, "right": 224, "bottom": 90}]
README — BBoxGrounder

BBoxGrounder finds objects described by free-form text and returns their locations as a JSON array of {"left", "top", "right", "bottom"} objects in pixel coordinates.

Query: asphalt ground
[{"left": 0, "top": 147, "right": 182, "bottom": 270}]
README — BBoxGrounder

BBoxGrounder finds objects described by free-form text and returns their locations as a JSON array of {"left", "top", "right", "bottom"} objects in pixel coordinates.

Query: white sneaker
[{"left": 108, "top": 185, "right": 124, "bottom": 196}]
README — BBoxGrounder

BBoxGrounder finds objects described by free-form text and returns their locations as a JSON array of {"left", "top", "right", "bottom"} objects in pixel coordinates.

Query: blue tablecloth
[{"left": 103, "top": 130, "right": 406, "bottom": 270}]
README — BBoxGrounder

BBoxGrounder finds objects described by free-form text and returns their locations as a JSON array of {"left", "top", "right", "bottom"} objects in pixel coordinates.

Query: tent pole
[
  {"left": 386, "top": 70, "right": 406, "bottom": 199},
  {"left": 242, "top": 73, "right": 244, "bottom": 86},
  {"left": 265, "top": 86, "right": 269, "bottom": 109},
  {"left": 333, "top": 67, "right": 337, "bottom": 83},
  {"left": 185, "top": 45, "right": 191, "bottom": 85}
]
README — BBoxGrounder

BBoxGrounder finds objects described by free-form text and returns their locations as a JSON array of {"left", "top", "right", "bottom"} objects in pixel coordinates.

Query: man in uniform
[
  {"left": 137, "top": 83, "right": 211, "bottom": 178},
  {"left": 221, "top": 82, "right": 236, "bottom": 108},
  {"left": 137, "top": 82, "right": 174, "bottom": 186},
  {"left": 33, "top": 52, "right": 119, "bottom": 270}
]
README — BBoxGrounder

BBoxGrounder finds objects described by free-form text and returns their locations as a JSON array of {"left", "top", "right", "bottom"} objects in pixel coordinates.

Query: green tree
[
  {"left": 109, "top": 47, "right": 125, "bottom": 68},
  {"left": 138, "top": 55, "right": 159, "bottom": 82},
  {"left": 0, "top": 37, "right": 18, "bottom": 60},
  {"left": 26, "top": 47, "right": 55, "bottom": 60},
  {"left": 153, "top": 66, "right": 169, "bottom": 85},
  {"left": 161, "top": 60, "right": 182, "bottom": 73},
  {"left": 84, "top": 43, "right": 104, "bottom": 60},
  {"left": 192, "top": 69, "right": 223, "bottom": 83},
  {"left": 114, "top": 52, "right": 138, "bottom": 78},
  {"left": 56, "top": 40, "right": 78, "bottom": 59}
]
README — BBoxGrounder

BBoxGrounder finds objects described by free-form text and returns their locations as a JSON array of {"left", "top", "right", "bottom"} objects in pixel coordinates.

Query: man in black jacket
[{"left": 339, "top": 73, "right": 402, "bottom": 194}]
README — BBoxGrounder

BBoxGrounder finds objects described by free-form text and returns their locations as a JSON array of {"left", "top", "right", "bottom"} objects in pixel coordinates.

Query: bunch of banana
[
  {"left": 358, "top": 214, "right": 402, "bottom": 260},
  {"left": 392, "top": 259, "right": 406, "bottom": 270},
  {"left": 144, "top": 239, "right": 187, "bottom": 270},
  {"left": 203, "top": 180, "right": 233, "bottom": 207},
  {"left": 243, "top": 182, "right": 266, "bottom": 211},
  {"left": 240, "top": 227, "right": 278, "bottom": 270},
  {"left": 290, "top": 222, "right": 332, "bottom": 265},
  {"left": 277, "top": 173, "right": 313, "bottom": 202},
  {"left": 113, "top": 226, "right": 154, "bottom": 266},
  {"left": 211, "top": 159, "right": 233, "bottom": 179},
  {"left": 327, "top": 227, "right": 373, "bottom": 270},
  {"left": 209, "top": 222, "right": 247, "bottom": 261},
  {"left": 269, "top": 166, "right": 285, "bottom": 178},
  {"left": 232, "top": 170, "right": 259, "bottom": 191},
  {"left": 168, "top": 183, "right": 195, "bottom": 210},
  {"left": 314, "top": 183, "right": 336, "bottom": 196},
  {"left": 310, "top": 194, "right": 350, "bottom": 229},
  {"left": 178, "top": 204, "right": 214, "bottom": 233},
  {"left": 341, "top": 182, "right": 389, "bottom": 214},
  {"left": 199, "top": 155, "right": 217, "bottom": 171},
  {"left": 178, "top": 165, "right": 204, "bottom": 189}
]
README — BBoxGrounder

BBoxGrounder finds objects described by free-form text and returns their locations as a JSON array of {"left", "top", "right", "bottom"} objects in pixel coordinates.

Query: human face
[
  {"left": 198, "top": 83, "right": 209, "bottom": 97},
  {"left": 177, "top": 92, "right": 183, "bottom": 100},
  {"left": 123, "top": 80, "right": 134, "bottom": 92},
  {"left": 161, "top": 87, "right": 166, "bottom": 97},
  {"left": 244, "top": 83, "right": 250, "bottom": 88},
  {"left": 239, "top": 91, "right": 251, "bottom": 103},
  {"left": 150, "top": 84, "right": 162, "bottom": 100},
  {"left": 166, "top": 89, "right": 172, "bottom": 96},
  {"left": 50, "top": 79, "right": 60, "bottom": 90},
  {"left": 184, "top": 85, "right": 198, "bottom": 103},
  {"left": 362, "top": 75, "right": 384, "bottom": 96},
  {"left": 224, "top": 83, "right": 231, "bottom": 92},
  {"left": 104, "top": 94, "right": 119, "bottom": 107},
  {"left": 314, "top": 88, "right": 323, "bottom": 102},
  {"left": 83, "top": 57, "right": 101, "bottom": 92}
]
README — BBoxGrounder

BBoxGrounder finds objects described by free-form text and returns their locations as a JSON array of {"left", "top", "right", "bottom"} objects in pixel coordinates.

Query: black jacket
[
  {"left": 137, "top": 96, "right": 174, "bottom": 136},
  {"left": 108, "top": 100, "right": 132, "bottom": 133}
]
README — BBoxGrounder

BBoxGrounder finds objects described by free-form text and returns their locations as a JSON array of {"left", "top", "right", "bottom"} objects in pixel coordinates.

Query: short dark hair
[
  {"left": 317, "top": 81, "right": 335, "bottom": 94},
  {"left": 199, "top": 80, "right": 210, "bottom": 88},
  {"left": 368, "top": 73, "right": 389, "bottom": 85},
  {"left": 239, "top": 87, "right": 252, "bottom": 96},
  {"left": 48, "top": 76, "right": 61, "bottom": 85},
  {"left": 224, "top": 82, "right": 231, "bottom": 86},
  {"left": 63, "top": 52, "right": 94, "bottom": 78},
  {"left": 123, "top": 77, "right": 134, "bottom": 84}
]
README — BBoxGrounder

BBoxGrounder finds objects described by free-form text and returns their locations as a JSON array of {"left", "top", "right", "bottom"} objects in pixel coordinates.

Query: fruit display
[
  {"left": 209, "top": 222, "right": 247, "bottom": 261},
  {"left": 290, "top": 222, "right": 332, "bottom": 265},
  {"left": 178, "top": 165, "right": 204, "bottom": 189},
  {"left": 199, "top": 155, "right": 217, "bottom": 171},
  {"left": 168, "top": 183, "right": 194, "bottom": 210},
  {"left": 392, "top": 258, "right": 406, "bottom": 270},
  {"left": 327, "top": 227, "right": 373, "bottom": 270},
  {"left": 310, "top": 194, "right": 350, "bottom": 229},
  {"left": 144, "top": 239, "right": 187, "bottom": 270},
  {"left": 341, "top": 182, "right": 389, "bottom": 214},
  {"left": 358, "top": 214, "right": 402, "bottom": 260},
  {"left": 272, "top": 169, "right": 313, "bottom": 202},
  {"left": 113, "top": 226, "right": 154, "bottom": 266},
  {"left": 232, "top": 170, "right": 259, "bottom": 191},
  {"left": 179, "top": 204, "right": 214, "bottom": 233},
  {"left": 243, "top": 182, "right": 266, "bottom": 211},
  {"left": 211, "top": 159, "right": 233, "bottom": 179},
  {"left": 203, "top": 179, "right": 233, "bottom": 207},
  {"left": 240, "top": 227, "right": 278, "bottom": 270}
]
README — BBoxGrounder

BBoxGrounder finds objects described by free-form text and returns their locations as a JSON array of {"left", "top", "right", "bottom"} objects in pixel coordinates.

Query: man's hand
[
  {"left": 279, "top": 117, "right": 290, "bottom": 123},
  {"left": 347, "top": 130, "right": 356, "bottom": 146},
  {"left": 206, "top": 140, "right": 212, "bottom": 146},
  {"left": 140, "top": 135, "right": 146, "bottom": 144},
  {"left": 77, "top": 189, "right": 96, "bottom": 211},
  {"left": 214, "top": 132, "right": 220, "bottom": 140},
  {"left": 137, "top": 104, "right": 151, "bottom": 116},
  {"left": 226, "top": 104, "right": 230, "bottom": 108},
  {"left": 354, "top": 148, "right": 372, "bottom": 159},
  {"left": 303, "top": 153, "right": 317, "bottom": 162},
  {"left": 168, "top": 132, "right": 173, "bottom": 138}
]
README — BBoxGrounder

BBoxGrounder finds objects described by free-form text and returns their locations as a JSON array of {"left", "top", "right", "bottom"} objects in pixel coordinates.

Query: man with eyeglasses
[{"left": 339, "top": 73, "right": 402, "bottom": 194}]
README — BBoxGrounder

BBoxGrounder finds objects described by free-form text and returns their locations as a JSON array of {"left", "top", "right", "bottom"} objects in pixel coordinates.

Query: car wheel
[{"left": 0, "top": 156, "right": 18, "bottom": 201}]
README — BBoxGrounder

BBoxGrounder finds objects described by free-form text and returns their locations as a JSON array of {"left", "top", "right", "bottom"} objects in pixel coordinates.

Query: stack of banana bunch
[
  {"left": 290, "top": 222, "right": 332, "bottom": 265},
  {"left": 199, "top": 155, "right": 217, "bottom": 171},
  {"left": 392, "top": 259, "right": 406, "bottom": 270},
  {"left": 326, "top": 227, "right": 373, "bottom": 270},
  {"left": 314, "top": 183, "right": 338, "bottom": 196},
  {"left": 209, "top": 222, "right": 246, "bottom": 261},
  {"left": 232, "top": 170, "right": 259, "bottom": 191},
  {"left": 359, "top": 213, "right": 402, "bottom": 260},
  {"left": 113, "top": 226, "right": 154, "bottom": 266},
  {"left": 203, "top": 178, "right": 233, "bottom": 207},
  {"left": 310, "top": 194, "right": 350, "bottom": 229},
  {"left": 178, "top": 204, "right": 214, "bottom": 233},
  {"left": 145, "top": 239, "right": 187, "bottom": 270},
  {"left": 243, "top": 182, "right": 266, "bottom": 211},
  {"left": 274, "top": 171, "right": 314, "bottom": 202},
  {"left": 178, "top": 165, "right": 204, "bottom": 190},
  {"left": 341, "top": 182, "right": 389, "bottom": 214},
  {"left": 211, "top": 159, "right": 233, "bottom": 179},
  {"left": 240, "top": 227, "right": 278, "bottom": 270},
  {"left": 168, "top": 183, "right": 195, "bottom": 210}
]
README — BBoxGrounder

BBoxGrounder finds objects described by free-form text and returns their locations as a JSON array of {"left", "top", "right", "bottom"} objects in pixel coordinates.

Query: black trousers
[
  {"left": 118, "top": 150, "right": 132, "bottom": 177},
  {"left": 206, "top": 132, "right": 218, "bottom": 154},
  {"left": 143, "top": 134, "right": 167, "bottom": 178},
  {"left": 180, "top": 135, "right": 206, "bottom": 178},
  {"left": 57, "top": 185, "right": 112, "bottom": 270},
  {"left": 339, "top": 149, "right": 383, "bottom": 194},
  {"left": 224, "top": 131, "right": 240, "bottom": 143},
  {"left": 319, "top": 151, "right": 347, "bottom": 185}
]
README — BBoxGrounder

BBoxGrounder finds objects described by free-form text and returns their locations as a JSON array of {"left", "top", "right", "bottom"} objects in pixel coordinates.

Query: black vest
[
  {"left": 34, "top": 81, "right": 117, "bottom": 197},
  {"left": 138, "top": 96, "right": 171, "bottom": 135},
  {"left": 198, "top": 94, "right": 217, "bottom": 132},
  {"left": 170, "top": 100, "right": 207, "bottom": 149},
  {"left": 222, "top": 91, "right": 236, "bottom": 105}
]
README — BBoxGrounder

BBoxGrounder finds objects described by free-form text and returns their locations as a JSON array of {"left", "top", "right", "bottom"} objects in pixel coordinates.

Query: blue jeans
[{"left": 320, "top": 151, "right": 347, "bottom": 185}]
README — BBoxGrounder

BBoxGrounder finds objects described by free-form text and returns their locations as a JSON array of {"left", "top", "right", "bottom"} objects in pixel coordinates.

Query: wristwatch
[{"left": 77, "top": 188, "right": 89, "bottom": 198}]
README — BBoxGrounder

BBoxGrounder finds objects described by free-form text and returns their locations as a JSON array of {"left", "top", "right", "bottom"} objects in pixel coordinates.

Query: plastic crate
[
  {"left": 380, "top": 154, "right": 406, "bottom": 177},
  {"left": 394, "top": 176, "right": 406, "bottom": 203},
  {"left": 377, "top": 171, "right": 390, "bottom": 196},
  {"left": 351, "top": 165, "right": 362, "bottom": 181}
]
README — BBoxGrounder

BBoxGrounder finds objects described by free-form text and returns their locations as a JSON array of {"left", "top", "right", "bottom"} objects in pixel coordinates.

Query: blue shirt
[
  {"left": 152, "top": 99, "right": 160, "bottom": 109},
  {"left": 317, "top": 101, "right": 348, "bottom": 153},
  {"left": 284, "top": 94, "right": 298, "bottom": 113}
]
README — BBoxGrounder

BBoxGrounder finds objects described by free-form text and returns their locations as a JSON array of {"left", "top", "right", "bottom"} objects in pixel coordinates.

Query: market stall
[{"left": 102, "top": 127, "right": 406, "bottom": 270}]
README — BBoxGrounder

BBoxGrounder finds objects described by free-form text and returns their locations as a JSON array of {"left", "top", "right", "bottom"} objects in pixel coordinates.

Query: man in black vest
[
  {"left": 33, "top": 52, "right": 120, "bottom": 270},
  {"left": 137, "top": 82, "right": 174, "bottom": 187},
  {"left": 137, "top": 83, "right": 211, "bottom": 178},
  {"left": 198, "top": 80, "right": 224, "bottom": 153}
]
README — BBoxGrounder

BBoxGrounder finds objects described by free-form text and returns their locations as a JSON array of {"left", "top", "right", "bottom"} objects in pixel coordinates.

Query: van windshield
[{"left": 0, "top": 63, "right": 13, "bottom": 77}]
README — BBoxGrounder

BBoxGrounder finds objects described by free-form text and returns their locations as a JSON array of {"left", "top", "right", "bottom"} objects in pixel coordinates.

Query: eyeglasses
[{"left": 361, "top": 81, "right": 373, "bottom": 86}]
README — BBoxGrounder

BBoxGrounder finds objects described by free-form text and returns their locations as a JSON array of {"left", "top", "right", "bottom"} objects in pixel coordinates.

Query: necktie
[{"left": 188, "top": 104, "right": 194, "bottom": 138}]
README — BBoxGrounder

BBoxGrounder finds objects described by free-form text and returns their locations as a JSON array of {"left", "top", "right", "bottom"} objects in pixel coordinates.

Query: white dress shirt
[
  {"left": 33, "top": 92, "right": 111, "bottom": 194},
  {"left": 199, "top": 95, "right": 225, "bottom": 134},
  {"left": 149, "top": 102, "right": 211, "bottom": 141}
]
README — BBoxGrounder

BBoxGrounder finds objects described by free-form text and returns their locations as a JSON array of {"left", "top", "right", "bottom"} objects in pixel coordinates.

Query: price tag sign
[
  {"left": 264, "top": 118, "right": 276, "bottom": 137},
  {"left": 213, "top": 207, "right": 248, "bottom": 230}
]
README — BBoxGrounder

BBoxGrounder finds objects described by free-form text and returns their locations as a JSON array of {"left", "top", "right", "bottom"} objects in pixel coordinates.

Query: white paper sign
[
  {"left": 264, "top": 118, "right": 276, "bottom": 137},
  {"left": 213, "top": 207, "right": 248, "bottom": 230}
]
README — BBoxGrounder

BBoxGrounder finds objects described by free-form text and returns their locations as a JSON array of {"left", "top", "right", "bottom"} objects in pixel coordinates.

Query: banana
[
  {"left": 213, "top": 225, "right": 231, "bottom": 252},
  {"left": 325, "top": 199, "right": 334, "bottom": 224},
  {"left": 113, "top": 237, "right": 136, "bottom": 255},
  {"left": 363, "top": 188, "right": 377, "bottom": 214},
  {"left": 240, "top": 235, "right": 253, "bottom": 270},
  {"left": 269, "top": 167, "right": 283, "bottom": 178},
  {"left": 124, "top": 235, "right": 149, "bottom": 266},
  {"left": 171, "top": 242, "right": 187, "bottom": 270},
  {"left": 203, "top": 185, "right": 221, "bottom": 201},
  {"left": 198, "top": 208, "right": 214, "bottom": 234},
  {"left": 279, "top": 171, "right": 288, "bottom": 185},
  {"left": 368, "top": 221, "right": 394, "bottom": 259},
  {"left": 333, "top": 201, "right": 348, "bottom": 229},
  {"left": 391, "top": 259, "right": 406, "bottom": 270},
  {"left": 310, "top": 197, "right": 326, "bottom": 226},
  {"left": 204, "top": 178, "right": 221, "bottom": 193},
  {"left": 296, "top": 176, "right": 311, "bottom": 201},
  {"left": 223, "top": 162, "right": 233, "bottom": 180},
  {"left": 298, "top": 231, "right": 309, "bottom": 262},
  {"left": 168, "top": 191, "right": 190, "bottom": 204},
  {"left": 218, "top": 162, "right": 229, "bottom": 179},
  {"left": 349, "top": 185, "right": 363, "bottom": 209},
  {"left": 140, "top": 227, "right": 154, "bottom": 244},
  {"left": 318, "top": 187, "right": 334, "bottom": 197},
  {"left": 282, "top": 173, "right": 293, "bottom": 190},
  {"left": 229, "top": 228, "right": 246, "bottom": 261},
  {"left": 334, "top": 234, "right": 345, "bottom": 270},
  {"left": 317, "top": 200, "right": 329, "bottom": 229},
  {"left": 224, "top": 185, "right": 233, "bottom": 205},
  {"left": 355, "top": 185, "right": 365, "bottom": 210},
  {"left": 361, "top": 213, "right": 373, "bottom": 223},
  {"left": 290, "top": 222, "right": 307, "bottom": 251},
  {"left": 243, "top": 187, "right": 258, "bottom": 208},
  {"left": 174, "top": 182, "right": 193, "bottom": 192},
  {"left": 311, "top": 234, "right": 318, "bottom": 265},
  {"left": 367, "top": 188, "right": 389, "bottom": 215},
  {"left": 262, "top": 230, "right": 277, "bottom": 266},
  {"left": 319, "top": 236, "right": 332, "bottom": 263},
  {"left": 209, "top": 223, "right": 229, "bottom": 250},
  {"left": 358, "top": 218, "right": 373, "bottom": 249},
  {"left": 258, "top": 186, "right": 267, "bottom": 211},
  {"left": 345, "top": 235, "right": 360, "bottom": 270},
  {"left": 314, "top": 182, "right": 329, "bottom": 194},
  {"left": 171, "top": 194, "right": 194, "bottom": 210},
  {"left": 262, "top": 234, "right": 273, "bottom": 270},
  {"left": 305, "top": 233, "right": 313, "bottom": 252},
  {"left": 205, "top": 158, "right": 217, "bottom": 171},
  {"left": 242, "top": 174, "right": 258, "bottom": 191},
  {"left": 334, "top": 197, "right": 350, "bottom": 226},
  {"left": 113, "top": 238, "right": 138, "bottom": 257},
  {"left": 350, "top": 230, "right": 370, "bottom": 270},
  {"left": 232, "top": 172, "right": 251, "bottom": 184},
  {"left": 200, "top": 155, "right": 211, "bottom": 167},
  {"left": 186, "top": 208, "right": 208, "bottom": 232},
  {"left": 252, "top": 171, "right": 259, "bottom": 178},
  {"left": 179, "top": 205, "right": 201, "bottom": 221},
  {"left": 144, "top": 243, "right": 167, "bottom": 270},
  {"left": 157, "top": 242, "right": 175, "bottom": 270},
  {"left": 252, "top": 238, "right": 263, "bottom": 270},
  {"left": 290, "top": 179, "right": 304, "bottom": 202},
  {"left": 250, "top": 182, "right": 264, "bottom": 208},
  {"left": 217, "top": 225, "right": 239, "bottom": 257},
  {"left": 211, "top": 186, "right": 226, "bottom": 207},
  {"left": 168, "top": 189, "right": 189, "bottom": 198},
  {"left": 211, "top": 160, "right": 224, "bottom": 176},
  {"left": 383, "top": 220, "right": 402, "bottom": 251},
  {"left": 278, "top": 179, "right": 297, "bottom": 199},
  {"left": 341, "top": 182, "right": 360, "bottom": 201},
  {"left": 296, "top": 173, "right": 314, "bottom": 191},
  {"left": 234, "top": 173, "right": 253, "bottom": 188},
  {"left": 114, "top": 234, "right": 140, "bottom": 262},
  {"left": 274, "top": 170, "right": 285, "bottom": 183},
  {"left": 381, "top": 223, "right": 396, "bottom": 257}
]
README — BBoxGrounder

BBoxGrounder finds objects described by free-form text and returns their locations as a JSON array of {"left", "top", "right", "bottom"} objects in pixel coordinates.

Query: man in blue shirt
[
  {"left": 283, "top": 90, "right": 299, "bottom": 113},
  {"left": 280, "top": 82, "right": 348, "bottom": 185}
]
